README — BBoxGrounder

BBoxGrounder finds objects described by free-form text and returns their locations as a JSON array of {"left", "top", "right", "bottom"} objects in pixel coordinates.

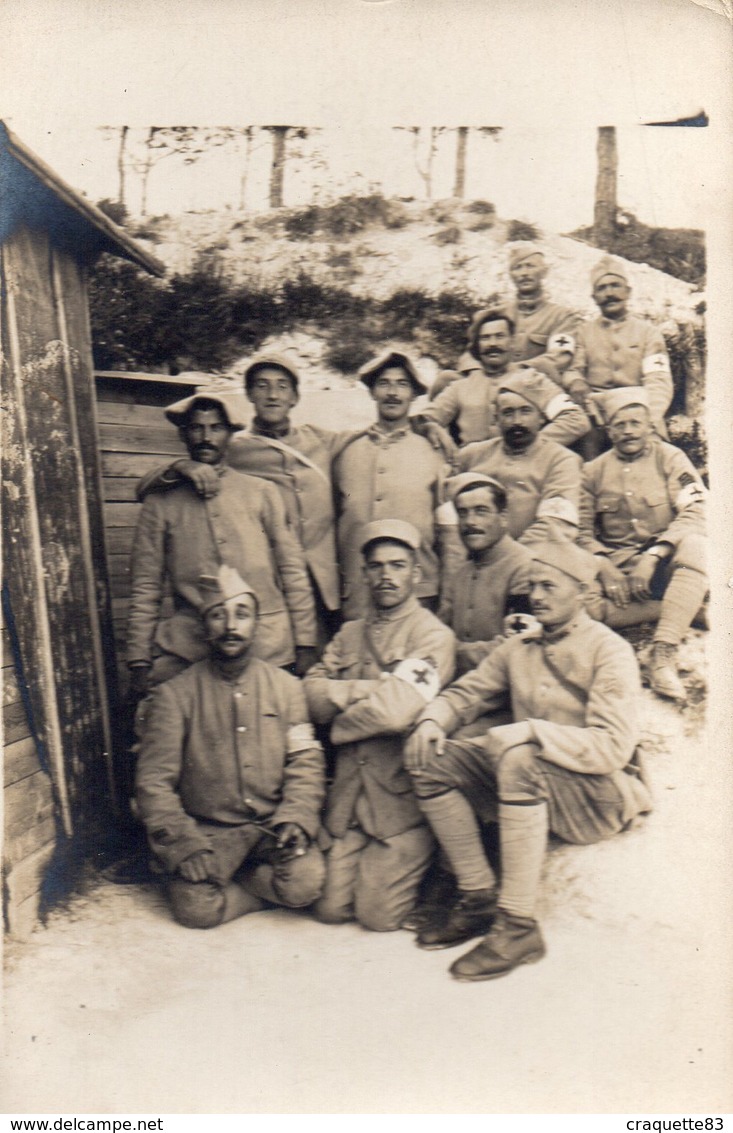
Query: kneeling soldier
[
  {"left": 304, "top": 520, "right": 456, "bottom": 932},
  {"left": 404, "top": 542, "right": 651, "bottom": 980},
  {"left": 136, "top": 565, "right": 326, "bottom": 929}
]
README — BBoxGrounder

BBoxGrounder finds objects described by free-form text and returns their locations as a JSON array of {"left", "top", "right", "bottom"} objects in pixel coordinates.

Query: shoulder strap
[{"left": 248, "top": 433, "right": 331, "bottom": 486}]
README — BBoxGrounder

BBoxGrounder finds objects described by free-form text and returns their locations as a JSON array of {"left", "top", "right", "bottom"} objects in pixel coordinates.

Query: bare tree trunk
[
  {"left": 117, "top": 125, "right": 128, "bottom": 209},
  {"left": 268, "top": 126, "right": 288, "bottom": 208},
  {"left": 238, "top": 127, "right": 255, "bottom": 210},
  {"left": 453, "top": 126, "right": 468, "bottom": 198},
  {"left": 139, "top": 127, "right": 157, "bottom": 216},
  {"left": 594, "top": 126, "right": 617, "bottom": 246}
]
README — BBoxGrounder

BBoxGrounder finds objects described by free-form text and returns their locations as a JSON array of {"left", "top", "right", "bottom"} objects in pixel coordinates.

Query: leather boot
[
  {"left": 416, "top": 887, "right": 497, "bottom": 950},
  {"left": 400, "top": 866, "right": 457, "bottom": 933},
  {"left": 649, "top": 642, "right": 686, "bottom": 702},
  {"left": 449, "top": 909, "right": 546, "bottom": 981}
]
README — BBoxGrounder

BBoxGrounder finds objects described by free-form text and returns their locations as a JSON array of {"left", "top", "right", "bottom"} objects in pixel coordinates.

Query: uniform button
[
  {"left": 244, "top": 797, "right": 253, "bottom": 805},
  {"left": 375, "top": 496, "right": 383, "bottom": 502},
  {"left": 237, "top": 725, "right": 247, "bottom": 733},
  {"left": 234, "top": 692, "right": 242, "bottom": 698}
]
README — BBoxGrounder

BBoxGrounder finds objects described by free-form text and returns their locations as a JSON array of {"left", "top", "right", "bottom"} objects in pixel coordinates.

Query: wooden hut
[{"left": 1, "top": 122, "right": 164, "bottom": 938}]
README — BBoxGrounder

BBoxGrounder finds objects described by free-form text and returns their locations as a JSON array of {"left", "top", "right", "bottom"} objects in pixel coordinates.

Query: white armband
[
  {"left": 391, "top": 658, "right": 441, "bottom": 703},
  {"left": 642, "top": 353, "right": 670, "bottom": 375},
  {"left": 545, "top": 392, "right": 576, "bottom": 421},
  {"left": 675, "top": 482, "right": 706, "bottom": 510},
  {"left": 536, "top": 496, "right": 579, "bottom": 526},
  {"left": 547, "top": 332, "right": 576, "bottom": 355},
  {"left": 287, "top": 722, "right": 322, "bottom": 754}
]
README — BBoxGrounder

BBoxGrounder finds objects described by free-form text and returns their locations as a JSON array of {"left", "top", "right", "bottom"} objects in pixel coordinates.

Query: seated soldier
[
  {"left": 579, "top": 387, "right": 707, "bottom": 701},
  {"left": 135, "top": 565, "right": 326, "bottom": 930},
  {"left": 304, "top": 520, "right": 456, "bottom": 932},
  {"left": 454, "top": 368, "right": 584, "bottom": 545},
  {"left": 439, "top": 473, "right": 534, "bottom": 676},
  {"left": 404, "top": 542, "right": 652, "bottom": 981}
]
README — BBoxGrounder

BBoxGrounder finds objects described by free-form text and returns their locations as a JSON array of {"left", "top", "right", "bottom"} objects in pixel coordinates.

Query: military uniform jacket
[
  {"left": 226, "top": 425, "right": 344, "bottom": 611},
  {"left": 305, "top": 597, "right": 456, "bottom": 840},
  {"left": 438, "top": 536, "right": 532, "bottom": 673},
  {"left": 136, "top": 657, "right": 325, "bottom": 871},
  {"left": 422, "top": 363, "right": 588, "bottom": 448},
  {"left": 456, "top": 434, "right": 582, "bottom": 542},
  {"left": 127, "top": 467, "right": 316, "bottom": 668},
  {"left": 579, "top": 439, "right": 706, "bottom": 567},
  {"left": 333, "top": 424, "right": 452, "bottom": 620},
  {"left": 569, "top": 315, "right": 673, "bottom": 427},
  {"left": 508, "top": 299, "right": 581, "bottom": 368},
  {"left": 420, "top": 612, "right": 645, "bottom": 817}
]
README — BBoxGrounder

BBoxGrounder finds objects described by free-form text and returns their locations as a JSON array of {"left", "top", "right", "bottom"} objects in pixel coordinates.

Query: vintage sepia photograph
[{"left": 1, "top": 0, "right": 732, "bottom": 1119}]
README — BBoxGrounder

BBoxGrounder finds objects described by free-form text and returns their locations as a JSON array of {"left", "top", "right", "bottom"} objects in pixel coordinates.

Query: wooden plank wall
[{"left": 94, "top": 373, "right": 199, "bottom": 692}]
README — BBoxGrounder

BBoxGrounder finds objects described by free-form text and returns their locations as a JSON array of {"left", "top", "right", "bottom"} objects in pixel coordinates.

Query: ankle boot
[
  {"left": 416, "top": 887, "right": 497, "bottom": 950},
  {"left": 649, "top": 642, "right": 686, "bottom": 701},
  {"left": 449, "top": 908, "right": 545, "bottom": 981}
]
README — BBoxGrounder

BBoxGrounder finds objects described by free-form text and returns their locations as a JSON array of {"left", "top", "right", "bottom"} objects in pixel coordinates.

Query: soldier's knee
[
  {"left": 356, "top": 898, "right": 402, "bottom": 933},
  {"left": 496, "top": 743, "right": 545, "bottom": 797},
  {"left": 272, "top": 846, "right": 326, "bottom": 908},
  {"left": 671, "top": 534, "right": 707, "bottom": 575},
  {"left": 168, "top": 878, "right": 226, "bottom": 929}
]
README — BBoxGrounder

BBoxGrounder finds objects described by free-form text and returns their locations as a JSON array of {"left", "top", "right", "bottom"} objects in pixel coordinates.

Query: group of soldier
[{"left": 126, "top": 242, "right": 707, "bottom": 982}]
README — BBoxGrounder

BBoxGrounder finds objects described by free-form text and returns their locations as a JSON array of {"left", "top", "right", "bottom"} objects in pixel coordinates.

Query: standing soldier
[
  {"left": 579, "top": 387, "right": 707, "bottom": 701},
  {"left": 334, "top": 350, "right": 461, "bottom": 620},
  {"left": 126, "top": 391, "right": 317, "bottom": 694},
  {"left": 404, "top": 542, "right": 651, "bottom": 980},
  {"left": 304, "top": 520, "right": 456, "bottom": 932},
  {"left": 565, "top": 256, "right": 673, "bottom": 458}
]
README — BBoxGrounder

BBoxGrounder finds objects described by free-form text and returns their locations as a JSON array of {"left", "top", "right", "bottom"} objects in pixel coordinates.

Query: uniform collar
[
  {"left": 515, "top": 294, "right": 546, "bottom": 315},
  {"left": 252, "top": 419, "right": 292, "bottom": 439},
  {"left": 367, "top": 594, "right": 421, "bottom": 625},
  {"left": 539, "top": 610, "right": 590, "bottom": 644},
  {"left": 599, "top": 314, "right": 629, "bottom": 329},
  {"left": 612, "top": 440, "right": 654, "bottom": 463},
  {"left": 470, "top": 533, "right": 514, "bottom": 567},
  {"left": 368, "top": 421, "right": 412, "bottom": 442}
]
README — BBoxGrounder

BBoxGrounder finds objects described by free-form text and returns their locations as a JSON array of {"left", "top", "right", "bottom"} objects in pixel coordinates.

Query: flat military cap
[
  {"left": 358, "top": 350, "right": 427, "bottom": 395},
  {"left": 446, "top": 472, "right": 506, "bottom": 503},
  {"left": 165, "top": 390, "right": 249, "bottom": 430},
  {"left": 530, "top": 540, "right": 598, "bottom": 585},
  {"left": 243, "top": 352, "right": 301, "bottom": 392},
  {"left": 508, "top": 242, "right": 545, "bottom": 269},
  {"left": 498, "top": 368, "right": 563, "bottom": 418},
  {"left": 197, "top": 564, "right": 258, "bottom": 616},
  {"left": 591, "top": 385, "right": 650, "bottom": 424},
  {"left": 360, "top": 519, "right": 422, "bottom": 554},
  {"left": 590, "top": 255, "right": 628, "bottom": 289}
]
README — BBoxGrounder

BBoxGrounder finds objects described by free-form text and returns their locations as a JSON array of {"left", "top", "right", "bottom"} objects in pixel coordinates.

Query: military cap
[
  {"left": 165, "top": 390, "right": 249, "bottom": 430},
  {"left": 243, "top": 352, "right": 301, "bottom": 392},
  {"left": 497, "top": 367, "right": 561, "bottom": 417},
  {"left": 591, "top": 386, "right": 650, "bottom": 424},
  {"left": 360, "top": 519, "right": 422, "bottom": 554},
  {"left": 590, "top": 255, "right": 628, "bottom": 289},
  {"left": 446, "top": 472, "right": 506, "bottom": 504},
  {"left": 197, "top": 564, "right": 258, "bottom": 616},
  {"left": 529, "top": 541, "right": 598, "bottom": 585},
  {"left": 358, "top": 350, "right": 427, "bottom": 395},
  {"left": 508, "top": 242, "right": 545, "bottom": 269}
]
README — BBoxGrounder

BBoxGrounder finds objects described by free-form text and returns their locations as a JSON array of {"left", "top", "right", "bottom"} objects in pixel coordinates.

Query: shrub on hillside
[
  {"left": 507, "top": 220, "right": 540, "bottom": 241},
  {"left": 283, "top": 194, "right": 409, "bottom": 240},
  {"left": 95, "top": 198, "right": 128, "bottom": 226},
  {"left": 568, "top": 212, "right": 705, "bottom": 286},
  {"left": 433, "top": 225, "right": 462, "bottom": 246}
]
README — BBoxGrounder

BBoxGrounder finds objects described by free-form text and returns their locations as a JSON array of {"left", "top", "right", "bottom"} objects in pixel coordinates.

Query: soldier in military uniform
[
  {"left": 135, "top": 565, "right": 326, "bottom": 930},
  {"left": 438, "top": 473, "right": 533, "bottom": 676},
  {"left": 304, "top": 520, "right": 456, "bottom": 932},
  {"left": 564, "top": 256, "right": 673, "bottom": 459},
  {"left": 579, "top": 387, "right": 707, "bottom": 701},
  {"left": 126, "top": 392, "right": 317, "bottom": 692},
  {"left": 454, "top": 368, "right": 585, "bottom": 544},
  {"left": 404, "top": 542, "right": 651, "bottom": 981},
  {"left": 415, "top": 309, "right": 588, "bottom": 448},
  {"left": 430, "top": 243, "right": 581, "bottom": 400},
  {"left": 333, "top": 351, "right": 461, "bottom": 621}
]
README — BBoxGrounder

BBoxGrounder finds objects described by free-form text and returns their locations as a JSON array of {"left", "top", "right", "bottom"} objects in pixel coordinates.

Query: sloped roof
[{"left": 0, "top": 121, "right": 165, "bottom": 276}]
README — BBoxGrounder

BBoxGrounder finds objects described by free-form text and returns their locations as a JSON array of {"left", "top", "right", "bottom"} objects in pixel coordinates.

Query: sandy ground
[{"left": 2, "top": 643, "right": 732, "bottom": 1116}]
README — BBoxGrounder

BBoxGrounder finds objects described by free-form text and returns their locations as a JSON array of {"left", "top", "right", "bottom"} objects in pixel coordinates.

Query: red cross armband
[{"left": 390, "top": 657, "right": 441, "bottom": 703}]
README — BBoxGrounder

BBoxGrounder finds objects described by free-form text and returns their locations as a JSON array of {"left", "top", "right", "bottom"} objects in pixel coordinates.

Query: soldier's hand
[
  {"left": 273, "top": 822, "right": 309, "bottom": 860},
  {"left": 627, "top": 553, "right": 657, "bottom": 600},
  {"left": 566, "top": 378, "right": 592, "bottom": 408},
  {"left": 597, "top": 562, "right": 630, "bottom": 607},
  {"left": 172, "top": 459, "right": 221, "bottom": 499},
  {"left": 404, "top": 720, "right": 446, "bottom": 773},
  {"left": 178, "top": 850, "right": 215, "bottom": 882},
  {"left": 424, "top": 422, "right": 457, "bottom": 464},
  {"left": 294, "top": 645, "right": 318, "bottom": 677}
]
